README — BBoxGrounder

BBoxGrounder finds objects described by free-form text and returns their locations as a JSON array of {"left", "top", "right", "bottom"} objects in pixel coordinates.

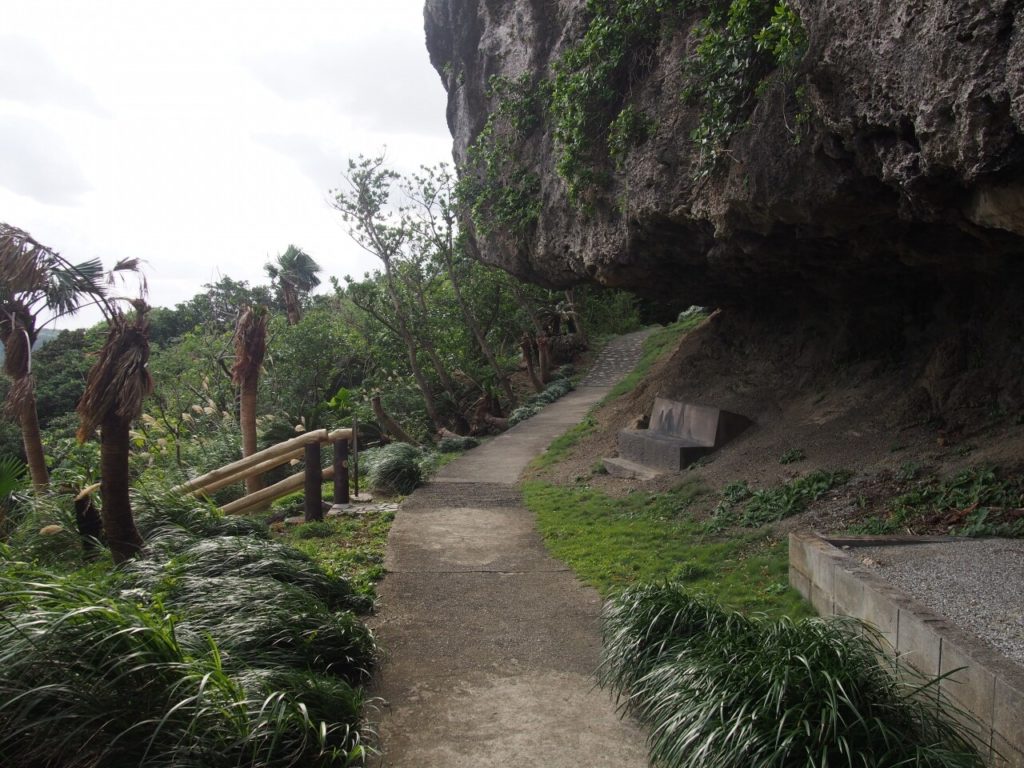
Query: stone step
[
  {"left": 602, "top": 457, "right": 663, "bottom": 480},
  {"left": 617, "top": 430, "right": 712, "bottom": 471}
]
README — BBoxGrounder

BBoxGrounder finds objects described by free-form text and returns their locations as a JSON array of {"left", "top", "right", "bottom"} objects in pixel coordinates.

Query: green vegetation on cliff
[{"left": 460, "top": 0, "right": 808, "bottom": 210}]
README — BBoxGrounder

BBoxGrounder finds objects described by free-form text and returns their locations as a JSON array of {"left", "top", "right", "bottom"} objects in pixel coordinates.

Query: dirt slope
[{"left": 531, "top": 311, "right": 1024, "bottom": 534}]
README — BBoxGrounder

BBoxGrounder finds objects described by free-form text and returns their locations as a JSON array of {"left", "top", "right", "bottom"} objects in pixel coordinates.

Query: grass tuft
[
  {"left": 0, "top": 563, "right": 374, "bottom": 767},
  {"left": 600, "top": 584, "right": 986, "bottom": 768},
  {"left": 363, "top": 443, "right": 423, "bottom": 496}
]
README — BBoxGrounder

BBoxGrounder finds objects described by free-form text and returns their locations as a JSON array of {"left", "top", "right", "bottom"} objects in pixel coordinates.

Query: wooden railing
[{"left": 172, "top": 428, "right": 353, "bottom": 519}]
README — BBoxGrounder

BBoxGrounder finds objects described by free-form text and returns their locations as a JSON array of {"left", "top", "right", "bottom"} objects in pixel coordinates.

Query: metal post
[
  {"left": 333, "top": 438, "right": 350, "bottom": 505},
  {"left": 304, "top": 441, "right": 322, "bottom": 522}
]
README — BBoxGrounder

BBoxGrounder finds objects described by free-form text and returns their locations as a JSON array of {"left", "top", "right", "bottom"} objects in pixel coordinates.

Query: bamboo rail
[
  {"left": 220, "top": 464, "right": 336, "bottom": 516},
  {"left": 172, "top": 428, "right": 351, "bottom": 497}
]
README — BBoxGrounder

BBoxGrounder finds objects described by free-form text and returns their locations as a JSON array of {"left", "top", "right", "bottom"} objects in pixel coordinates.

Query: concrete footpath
[{"left": 369, "top": 331, "right": 653, "bottom": 767}]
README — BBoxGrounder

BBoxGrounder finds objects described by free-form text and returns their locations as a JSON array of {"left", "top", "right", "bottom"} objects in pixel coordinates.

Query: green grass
[
  {"left": 277, "top": 510, "right": 394, "bottom": 598},
  {"left": 523, "top": 479, "right": 811, "bottom": 617}
]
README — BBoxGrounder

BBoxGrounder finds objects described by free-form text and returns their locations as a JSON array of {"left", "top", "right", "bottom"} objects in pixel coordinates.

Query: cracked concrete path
[{"left": 369, "top": 330, "right": 653, "bottom": 767}]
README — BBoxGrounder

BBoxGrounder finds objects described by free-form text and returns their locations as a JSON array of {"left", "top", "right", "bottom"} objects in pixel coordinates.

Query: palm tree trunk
[
  {"left": 17, "top": 381, "right": 48, "bottom": 491},
  {"left": 283, "top": 283, "right": 301, "bottom": 325},
  {"left": 240, "top": 378, "right": 263, "bottom": 494},
  {"left": 100, "top": 413, "right": 144, "bottom": 564}
]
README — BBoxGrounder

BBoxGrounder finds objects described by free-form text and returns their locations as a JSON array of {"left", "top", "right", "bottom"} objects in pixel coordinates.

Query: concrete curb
[{"left": 790, "top": 532, "right": 1024, "bottom": 767}]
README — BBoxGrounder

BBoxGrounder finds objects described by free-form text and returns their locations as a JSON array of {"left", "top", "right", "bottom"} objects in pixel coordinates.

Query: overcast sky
[{"left": 0, "top": 0, "right": 453, "bottom": 329}]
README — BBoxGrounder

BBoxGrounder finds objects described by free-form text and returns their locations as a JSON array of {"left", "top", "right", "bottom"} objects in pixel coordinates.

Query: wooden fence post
[
  {"left": 334, "top": 438, "right": 350, "bottom": 505},
  {"left": 352, "top": 418, "right": 359, "bottom": 499},
  {"left": 304, "top": 441, "right": 322, "bottom": 522}
]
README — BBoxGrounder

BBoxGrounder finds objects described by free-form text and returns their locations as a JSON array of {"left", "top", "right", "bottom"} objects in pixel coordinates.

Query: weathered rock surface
[{"left": 424, "top": 0, "right": 1024, "bottom": 306}]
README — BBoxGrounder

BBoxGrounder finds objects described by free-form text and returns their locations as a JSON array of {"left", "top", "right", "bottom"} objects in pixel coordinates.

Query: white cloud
[
  {"left": 0, "top": 0, "right": 453, "bottom": 329},
  {"left": 0, "top": 115, "right": 92, "bottom": 204}
]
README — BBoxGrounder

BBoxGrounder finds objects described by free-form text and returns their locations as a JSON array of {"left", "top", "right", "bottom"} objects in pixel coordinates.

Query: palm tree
[
  {"left": 0, "top": 224, "right": 106, "bottom": 491},
  {"left": 77, "top": 303, "right": 153, "bottom": 563},
  {"left": 231, "top": 305, "right": 268, "bottom": 494},
  {"left": 264, "top": 246, "right": 321, "bottom": 325}
]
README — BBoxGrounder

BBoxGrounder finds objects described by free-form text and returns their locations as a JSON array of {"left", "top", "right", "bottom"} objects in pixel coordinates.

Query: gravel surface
[{"left": 856, "top": 539, "right": 1024, "bottom": 664}]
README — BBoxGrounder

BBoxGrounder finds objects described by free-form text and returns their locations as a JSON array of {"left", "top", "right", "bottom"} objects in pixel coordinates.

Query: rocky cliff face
[{"left": 424, "top": 0, "right": 1024, "bottom": 306}]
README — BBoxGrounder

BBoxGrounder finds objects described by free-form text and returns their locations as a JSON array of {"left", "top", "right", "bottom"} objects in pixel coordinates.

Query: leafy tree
[
  {"left": 0, "top": 224, "right": 110, "bottom": 490},
  {"left": 332, "top": 157, "right": 453, "bottom": 432},
  {"left": 32, "top": 327, "right": 106, "bottom": 430},
  {"left": 144, "top": 325, "right": 236, "bottom": 472},
  {"left": 149, "top": 276, "right": 273, "bottom": 346},
  {"left": 405, "top": 164, "right": 517, "bottom": 407},
  {"left": 265, "top": 246, "right": 321, "bottom": 325},
  {"left": 262, "top": 304, "right": 368, "bottom": 430}
]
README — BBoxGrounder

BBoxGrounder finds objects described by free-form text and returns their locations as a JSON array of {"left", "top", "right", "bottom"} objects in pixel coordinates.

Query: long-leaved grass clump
[
  {"left": 365, "top": 442, "right": 423, "bottom": 495},
  {"left": 600, "top": 583, "right": 985, "bottom": 768},
  {"left": 0, "top": 564, "right": 372, "bottom": 767}
]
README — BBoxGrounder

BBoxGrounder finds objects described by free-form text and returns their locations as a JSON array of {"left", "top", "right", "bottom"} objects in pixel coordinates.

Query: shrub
[
  {"left": 600, "top": 584, "right": 985, "bottom": 768},
  {"left": 509, "top": 379, "right": 576, "bottom": 426},
  {"left": 366, "top": 442, "right": 423, "bottom": 496},
  {"left": 437, "top": 436, "right": 480, "bottom": 453},
  {"left": 508, "top": 404, "right": 541, "bottom": 426}
]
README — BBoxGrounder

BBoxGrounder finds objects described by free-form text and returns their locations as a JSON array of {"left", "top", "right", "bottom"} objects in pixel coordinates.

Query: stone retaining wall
[{"left": 789, "top": 532, "right": 1024, "bottom": 767}]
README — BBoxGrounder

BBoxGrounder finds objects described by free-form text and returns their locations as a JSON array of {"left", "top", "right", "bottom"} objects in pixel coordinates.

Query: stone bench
[{"left": 612, "top": 398, "right": 751, "bottom": 474}]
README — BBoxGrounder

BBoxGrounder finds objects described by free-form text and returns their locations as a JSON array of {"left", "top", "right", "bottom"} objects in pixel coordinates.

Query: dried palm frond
[
  {"left": 0, "top": 225, "right": 48, "bottom": 294},
  {"left": 77, "top": 307, "right": 154, "bottom": 441},
  {"left": 231, "top": 305, "right": 268, "bottom": 385},
  {"left": 5, "top": 373, "right": 36, "bottom": 417},
  {"left": 1, "top": 323, "right": 31, "bottom": 380}
]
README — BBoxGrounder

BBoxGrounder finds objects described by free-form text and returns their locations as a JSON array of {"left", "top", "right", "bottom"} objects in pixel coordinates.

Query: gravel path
[
  {"left": 857, "top": 539, "right": 1024, "bottom": 664},
  {"left": 579, "top": 331, "right": 650, "bottom": 386},
  {"left": 369, "top": 330, "right": 653, "bottom": 767}
]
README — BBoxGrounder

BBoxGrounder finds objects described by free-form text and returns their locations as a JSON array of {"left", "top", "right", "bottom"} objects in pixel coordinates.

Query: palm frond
[
  {"left": 0, "top": 456, "right": 27, "bottom": 498},
  {"left": 77, "top": 307, "right": 154, "bottom": 440},
  {"left": 1, "top": 324, "right": 31, "bottom": 379},
  {"left": 231, "top": 305, "right": 269, "bottom": 384}
]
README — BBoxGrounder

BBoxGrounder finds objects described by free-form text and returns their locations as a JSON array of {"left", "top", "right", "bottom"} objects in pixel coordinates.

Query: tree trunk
[
  {"left": 283, "top": 282, "right": 301, "bottom": 325},
  {"left": 537, "top": 335, "right": 552, "bottom": 385},
  {"left": 564, "top": 288, "right": 588, "bottom": 348},
  {"left": 240, "top": 377, "right": 263, "bottom": 494},
  {"left": 521, "top": 339, "right": 545, "bottom": 393},
  {"left": 17, "top": 382, "right": 48, "bottom": 491},
  {"left": 371, "top": 396, "right": 418, "bottom": 445},
  {"left": 99, "top": 414, "right": 145, "bottom": 564},
  {"left": 74, "top": 494, "right": 103, "bottom": 558},
  {"left": 445, "top": 255, "right": 516, "bottom": 407},
  {"left": 483, "top": 413, "right": 510, "bottom": 430},
  {"left": 381, "top": 265, "right": 446, "bottom": 430}
]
